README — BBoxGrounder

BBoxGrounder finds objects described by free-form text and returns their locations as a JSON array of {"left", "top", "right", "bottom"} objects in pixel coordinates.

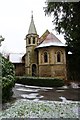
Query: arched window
[
  {"left": 28, "top": 38, "right": 31, "bottom": 44},
  {"left": 44, "top": 52, "right": 48, "bottom": 63},
  {"left": 33, "top": 37, "right": 35, "bottom": 44},
  {"left": 57, "top": 51, "right": 61, "bottom": 62}
]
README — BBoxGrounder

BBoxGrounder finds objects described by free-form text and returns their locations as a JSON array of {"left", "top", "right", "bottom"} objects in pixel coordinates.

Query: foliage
[
  {"left": 45, "top": 2, "right": 80, "bottom": 80},
  {"left": 45, "top": 2, "right": 80, "bottom": 50},
  {"left": 67, "top": 54, "right": 80, "bottom": 81},
  {"left": 16, "top": 76, "right": 64, "bottom": 87},
  {"left": 2, "top": 56, "right": 15, "bottom": 77},
  {"left": 0, "top": 55, "right": 15, "bottom": 102}
]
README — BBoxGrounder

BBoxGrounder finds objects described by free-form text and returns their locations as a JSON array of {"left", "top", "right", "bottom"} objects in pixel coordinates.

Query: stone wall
[
  {"left": 14, "top": 63, "right": 25, "bottom": 76},
  {"left": 38, "top": 46, "right": 67, "bottom": 79}
]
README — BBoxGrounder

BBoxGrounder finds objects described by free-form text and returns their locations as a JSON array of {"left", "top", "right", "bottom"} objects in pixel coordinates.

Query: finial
[{"left": 31, "top": 10, "right": 33, "bottom": 19}]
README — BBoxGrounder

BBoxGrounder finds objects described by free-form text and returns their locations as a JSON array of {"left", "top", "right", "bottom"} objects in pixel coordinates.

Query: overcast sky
[{"left": 0, "top": 0, "right": 65, "bottom": 54}]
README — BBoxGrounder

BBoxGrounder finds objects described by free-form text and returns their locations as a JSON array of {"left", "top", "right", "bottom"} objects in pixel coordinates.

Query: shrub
[
  {"left": 16, "top": 76, "right": 64, "bottom": 87},
  {"left": 0, "top": 55, "right": 15, "bottom": 103}
]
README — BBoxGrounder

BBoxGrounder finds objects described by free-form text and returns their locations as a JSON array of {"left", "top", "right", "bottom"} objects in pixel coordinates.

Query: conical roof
[
  {"left": 37, "top": 33, "right": 65, "bottom": 48},
  {"left": 28, "top": 14, "right": 37, "bottom": 34}
]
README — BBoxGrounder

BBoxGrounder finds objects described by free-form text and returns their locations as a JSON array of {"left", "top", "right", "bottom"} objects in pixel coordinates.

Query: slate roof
[
  {"left": 39, "top": 30, "right": 50, "bottom": 43},
  {"left": 37, "top": 33, "right": 66, "bottom": 48},
  {"left": 9, "top": 53, "right": 25, "bottom": 63}
]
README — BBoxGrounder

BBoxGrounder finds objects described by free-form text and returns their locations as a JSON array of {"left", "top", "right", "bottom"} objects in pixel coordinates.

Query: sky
[{"left": 0, "top": 0, "right": 65, "bottom": 54}]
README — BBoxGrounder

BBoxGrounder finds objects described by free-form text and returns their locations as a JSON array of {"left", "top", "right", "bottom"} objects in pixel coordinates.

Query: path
[{"left": 12, "top": 83, "right": 80, "bottom": 102}]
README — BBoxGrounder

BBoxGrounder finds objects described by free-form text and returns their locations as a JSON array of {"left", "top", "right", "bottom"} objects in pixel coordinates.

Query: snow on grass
[{"left": 1, "top": 99, "right": 80, "bottom": 119}]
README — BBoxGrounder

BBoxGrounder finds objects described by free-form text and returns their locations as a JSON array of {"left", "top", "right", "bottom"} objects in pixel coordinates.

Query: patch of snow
[
  {"left": 62, "top": 85, "right": 68, "bottom": 89},
  {"left": 38, "top": 96, "right": 44, "bottom": 98},
  {"left": 15, "top": 83, "right": 25, "bottom": 87},
  {"left": 70, "top": 82, "right": 80, "bottom": 88},
  {"left": 16, "top": 88, "right": 32, "bottom": 92},
  {"left": 21, "top": 93, "right": 43, "bottom": 100},
  {"left": 21, "top": 99, "right": 28, "bottom": 101},
  {"left": 33, "top": 99, "right": 39, "bottom": 102},
  {"left": 58, "top": 85, "right": 68, "bottom": 89},
  {"left": 16, "top": 88, "right": 39, "bottom": 92},
  {"left": 40, "top": 87, "right": 53, "bottom": 90},
  {"left": 68, "top": 51, "right": 72, "bottom": 54},
  {"left": 25, "top": 85, "right": 53, "bottom": 90},
  {"left": 59, "top": 96, "right": 73, "bottom": 103},
  {"left": 21, "top": 93, "right": 39, "bottom": 99},
  {"left": 59, "top": 96, "right": 67, "bottom": 102},
  {"left": 15, "top": 83, "right": 53, "bottom": 90},
  {"left": 25, "top": 85, "right": 40, "bottom": 89},
  {"left": 56, "top": 90, "right": 65, "bottom": 92}
]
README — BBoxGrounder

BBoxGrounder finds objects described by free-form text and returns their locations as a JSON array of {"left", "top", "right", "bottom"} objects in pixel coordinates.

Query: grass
[{"left": 0, "top": 99, "right": 79, "bottom": 119}]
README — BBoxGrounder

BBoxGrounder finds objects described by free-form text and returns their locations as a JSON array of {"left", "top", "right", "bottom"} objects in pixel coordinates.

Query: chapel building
[{"left": 24, "top": 14, "right": 67, "bottom": 80}]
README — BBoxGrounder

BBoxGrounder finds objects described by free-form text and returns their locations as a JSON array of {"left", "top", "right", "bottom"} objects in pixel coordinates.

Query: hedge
[{"left": 16, "top": 76, "right": 64, "bottom": 87}]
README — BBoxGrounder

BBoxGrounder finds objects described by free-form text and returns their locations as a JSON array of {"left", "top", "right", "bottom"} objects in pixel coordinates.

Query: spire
[{"left": 28, "top": 11, "right": 37, "bottom": 34}]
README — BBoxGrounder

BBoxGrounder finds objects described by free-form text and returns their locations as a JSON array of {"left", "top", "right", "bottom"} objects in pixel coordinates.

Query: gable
[
  {"left": 37, "top": 33, "right": 66, "bottom": 48},
  {"left": 39, "top": 29, "right": 50, "bottom": 44}
]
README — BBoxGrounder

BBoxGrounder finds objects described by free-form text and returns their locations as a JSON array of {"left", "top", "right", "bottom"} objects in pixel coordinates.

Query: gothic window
[
  {"left": 44, "top": 52, "right": 48, "bottom": 63},
  {"left": 28, "top": 38, "right": 31, "bottom": 44},
  {"left": 57, "top": 51, "right": 61, "bottom": 62},
  {"left": 33, "top": 37, "right": 35, "bottom": 44}
]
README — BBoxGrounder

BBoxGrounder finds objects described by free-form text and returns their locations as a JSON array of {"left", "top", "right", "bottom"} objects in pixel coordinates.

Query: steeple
[{"left": 28, "top": 11, "right": 37, "bottom": 34}]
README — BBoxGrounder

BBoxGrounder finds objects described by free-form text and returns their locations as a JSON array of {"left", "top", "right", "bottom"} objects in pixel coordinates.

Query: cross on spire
[{"left": 31, "top": 11, "right": 33, "bottom": 19}]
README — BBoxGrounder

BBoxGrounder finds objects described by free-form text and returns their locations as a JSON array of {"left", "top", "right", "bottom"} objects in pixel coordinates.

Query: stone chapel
[{"left": 24, "top": 14, "right": 67, "bottom": 80}]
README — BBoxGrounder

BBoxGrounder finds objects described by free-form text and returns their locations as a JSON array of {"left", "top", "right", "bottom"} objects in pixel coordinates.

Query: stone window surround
[
  {"left": 55, "top": 50, "right": 63, "bottom": 64},
  {"left": 41, "top": 51, "right": 49, "bottom": 64}
]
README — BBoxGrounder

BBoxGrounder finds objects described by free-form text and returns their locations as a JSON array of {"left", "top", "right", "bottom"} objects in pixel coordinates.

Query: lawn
[{"left": 0, "top": 99, "right": 79, "bottom": 119}]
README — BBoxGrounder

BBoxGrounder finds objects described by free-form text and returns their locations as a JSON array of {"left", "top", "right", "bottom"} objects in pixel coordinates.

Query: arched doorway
[{"left": 32, "top": 64, "right": 37, "bottom": 76}]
